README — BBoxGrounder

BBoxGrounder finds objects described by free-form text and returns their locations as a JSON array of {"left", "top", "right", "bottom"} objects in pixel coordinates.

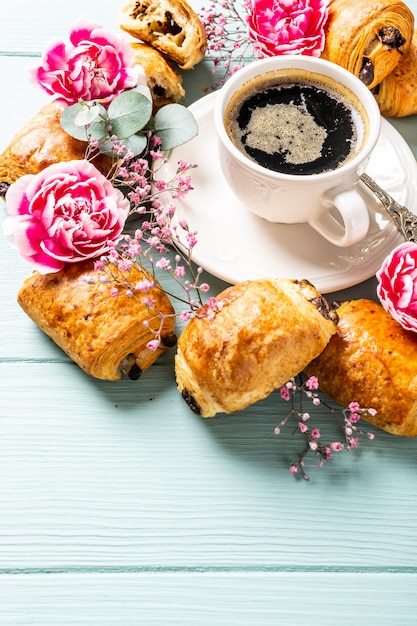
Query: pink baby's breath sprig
[
  {"left": 199, "top": 0, "right": 330, "bottom": 87},
  {"left": 276, "top": 375, "right": 376, "bottom": 480},
  {"left": 199, "top": 0, "right": 266, "bottom": 88},
  {"left": 88, "top": 142, "right": 216, "bottom": 349}
]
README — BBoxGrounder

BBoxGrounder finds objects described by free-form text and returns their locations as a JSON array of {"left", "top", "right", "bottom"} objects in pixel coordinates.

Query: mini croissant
[
  {"left": 321, "top": 0, "right": 414, "bottom": 90},
  {"left": 17, "top": 260, "right": 177, "bottom": 381},
  {"left": 119, "top": 0, "right": 207, "bottom": 70},
  {"left": 175, "top": 278, "right": 338, "bottom": 418},
  {"left": 306, "top": 299, "right": 417, "bottom": 437}
]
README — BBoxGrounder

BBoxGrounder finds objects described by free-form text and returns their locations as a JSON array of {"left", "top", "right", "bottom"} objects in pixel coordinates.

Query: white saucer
[{"left": 160, "top": 91, "right": 417, "bottom": 293}]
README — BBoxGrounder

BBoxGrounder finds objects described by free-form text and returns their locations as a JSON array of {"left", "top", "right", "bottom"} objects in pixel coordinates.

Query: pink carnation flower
[
  {"left": 3, "top": 160, "right": 130, "bottom": 274},
  {"left": 376, "top": 241, "right": 417, "bottom": 332},
  {"left": 246, "top": 0, "right": 330, "bottom": 57},
  {"left": 30, "top": 20, "right": 145, "bottom": 108}
]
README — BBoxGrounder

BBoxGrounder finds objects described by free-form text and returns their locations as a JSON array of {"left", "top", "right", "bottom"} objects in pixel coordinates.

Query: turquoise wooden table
[{"left": 1, "top": 1, "right": 417, "bottom": 623}]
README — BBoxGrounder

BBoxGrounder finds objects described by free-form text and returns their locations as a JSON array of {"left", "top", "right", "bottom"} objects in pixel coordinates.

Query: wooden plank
[
  {"left": 0, "top": 572, "right": 416, "bottom": 625},
  {"left": 1, "top": 360, "right": 417, "bottom": 569},
  {"left": 0, "top": 1, "right": 120, "bottom": 53}
]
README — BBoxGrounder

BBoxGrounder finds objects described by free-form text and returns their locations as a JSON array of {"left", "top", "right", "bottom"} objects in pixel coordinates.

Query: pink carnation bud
[{"left": 376, "top": 242, "right": 417, "bottom": 333}]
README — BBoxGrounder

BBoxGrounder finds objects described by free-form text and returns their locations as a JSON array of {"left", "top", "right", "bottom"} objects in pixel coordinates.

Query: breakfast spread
[
  {"left": 0, "top": 0, "right": 416, "bottom": 192},
  {"left": 3, "top": 0, "right": 417, "bottom": 446}
]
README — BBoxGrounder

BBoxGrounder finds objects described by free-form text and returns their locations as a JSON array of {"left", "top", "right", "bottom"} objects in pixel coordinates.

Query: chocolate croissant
[
  {"left": 119, "top": 0, "right": 207, "bottom": 70},
  {"left": 0, "top": 102, "right": 112, "bottom": 191},
  {"left": 17, "top": 260, "right": 177, "bottom": 381},
  {"left": 321, "top": 0, "right": 414, "bottom": 90},
  {"left": 175, "top": 278, "right": 338, "bottom": 418},
  {"left": 305, "top": 299, "right": 417, "bottom": 437},
  {"left": 130, "top": 42, "right": 185, "bottom": 110},
  {"left": 374, "top": 28, "right": 417, "bottom": 116}
]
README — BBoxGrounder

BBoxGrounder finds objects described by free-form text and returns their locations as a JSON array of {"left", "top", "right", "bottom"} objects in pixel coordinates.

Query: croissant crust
[
  {"left": 0, "top": 102, "right": 111, "bottom": 188},
  {"left": 130, "top": 42, "right": 185, "bottom": 110},
  {"left": 17, "top": 261, "right": 176, "bottom": 381},
  {"left": 321, "top": 0, "right": 414, "bottom": 90},
  {"left": 306, "top": 299, "right": 417, "bottom": 437}
]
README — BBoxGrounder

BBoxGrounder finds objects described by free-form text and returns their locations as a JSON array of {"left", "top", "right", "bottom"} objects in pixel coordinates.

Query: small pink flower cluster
[
  {"left": 89, "top": 146, "right": 217, "bottom": 350},
  {"left": 200, "top": 0, "right": 265, "bottom": 88},
  {"left": 276, "top": 376, "right": 376, "bottom": 480}
]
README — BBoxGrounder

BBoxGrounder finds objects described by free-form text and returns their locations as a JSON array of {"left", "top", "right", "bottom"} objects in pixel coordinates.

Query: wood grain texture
[
  {"left": 0, "top": 359, "right": 416, "bottom": 569},
  {"left": 0, "top": 572, "right": 417, "bottom": 625},
  {"left": 1, "top": 0, "right": 417, "bottom": 622}
]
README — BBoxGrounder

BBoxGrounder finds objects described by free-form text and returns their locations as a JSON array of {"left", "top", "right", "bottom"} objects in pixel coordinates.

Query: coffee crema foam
[{"left": 225, "top": 69, "right": 369, "bottom": 176}]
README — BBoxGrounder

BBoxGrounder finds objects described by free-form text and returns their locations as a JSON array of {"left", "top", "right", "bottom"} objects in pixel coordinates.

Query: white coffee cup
[{"left": 214, "top": 56, "right": 381, "bottom": 247}]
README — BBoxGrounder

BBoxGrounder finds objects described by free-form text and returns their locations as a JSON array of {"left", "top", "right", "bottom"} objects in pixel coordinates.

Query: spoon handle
[{"left": 360, "top": 172, "right": 417, "bottom": 243}]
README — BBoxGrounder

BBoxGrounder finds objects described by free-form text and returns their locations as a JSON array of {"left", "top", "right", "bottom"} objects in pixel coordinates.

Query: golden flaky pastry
[
  {"left": 119, "top": 0, "right": 207, "bottom": 70},
  {"left": 0, "top": 102, "right": 112, "bottom": 189},
  {"left": 321, "top": 0, "right": 414, "bottom": 90},
  {"left": 305, "top": 299, "right": 417, "bottom": 437},
  {"left": 175, "top": 278, "right": 338, "bottom": 418},
  {"left": 130, "top": 42, "right": 185, "bottom": 109},
  {"left": 374, "top": 28, "right": 417, "bottom": 116},
  {"left": 17, "top": 261, "right": 177, "bottom": 381}
]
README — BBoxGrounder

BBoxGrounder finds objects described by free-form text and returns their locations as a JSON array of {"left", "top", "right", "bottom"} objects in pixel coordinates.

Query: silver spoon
[{"left": 360, "top": 172, "right": 417, "bottom": 243}]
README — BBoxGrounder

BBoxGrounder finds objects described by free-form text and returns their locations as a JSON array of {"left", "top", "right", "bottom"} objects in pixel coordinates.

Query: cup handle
[{"left": 308, "top": 187, "right": 370, "bottom": 247}]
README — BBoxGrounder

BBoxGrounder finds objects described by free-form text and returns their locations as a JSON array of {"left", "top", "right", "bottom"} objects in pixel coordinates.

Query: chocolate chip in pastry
[
  {"left": 0, "top": 102, "right": 112, "bottom": 192},
  {"left": 305, "top": 298, "right": 417, "bottom": 437},
  {"left": 17, "top": 260, "right": 177, "bottom": 381},
  {"left": 374, "top": 28, "right": 417, "bottom": 116},
  {"left": 175, "top": 278, "right": 338, "bottom": 418},
  {"left": 321, "top": 0, "right": 414, "bottom": 90},
  {"left": 119, "top": 0, "right": 207, "bottom": 70},
  {"left": 130, "top": 42, "right": 185, "bottom": 110}
]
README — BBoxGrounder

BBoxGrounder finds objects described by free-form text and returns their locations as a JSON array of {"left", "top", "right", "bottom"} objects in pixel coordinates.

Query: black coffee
[{"left": 225, "top": 69, "right": 368, "bottom": 176}]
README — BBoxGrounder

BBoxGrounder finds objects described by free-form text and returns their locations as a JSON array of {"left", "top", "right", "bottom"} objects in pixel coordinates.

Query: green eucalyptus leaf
[
  {"left": 133, "top": 83, "right": 153, "bottom": 103},
  {"left": 107, "top": 90, "right": 153, "bottom": 139},
  {"left": 60, "top": 102, "right": 108, "bottom": 142},
  {"left": 60, "top": 104, "right": 90, "bottom": 141},
  {"left": 154, "top": 104, "right": 198, "bottom": 151},
  {"left": 96, "top": 139, "right": 116, "bottom": 157},
  {"left": 86, "top": 118, "right": 110, "bottom": 142},
  {"left": 75, "top": 103, "right": 102, "bottom": 126},
  {"left": 122, "top": 132, "right": 148, "bottom": 157}
]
